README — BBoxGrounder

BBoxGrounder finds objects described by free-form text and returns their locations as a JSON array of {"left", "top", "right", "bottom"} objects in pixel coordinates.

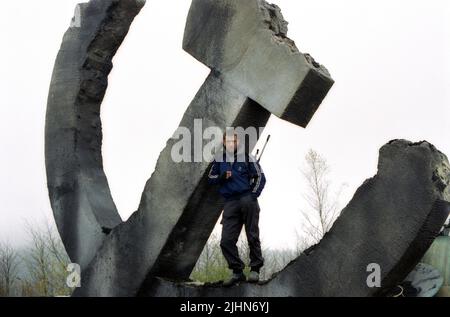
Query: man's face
[{"left": 224, "top": 135, "right": 238, "bottom": 153}]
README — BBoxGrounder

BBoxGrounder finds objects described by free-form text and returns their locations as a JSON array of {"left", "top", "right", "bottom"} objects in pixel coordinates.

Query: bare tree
[
  {"left": 25, "top": 224, "right": 51, "bottom": 296},
  {"left": 22, "top": 221, "right": 72, "bottom": 296},
  {"left": 191, "top": 232, "right": 230, "bottom": 282},
  {"left": 195, "top": 232, "right": 221, "bottom": 279},
  {"left": 43, "top": 222, "right": 71, "bottom": 294},
  {"left": 300, "top": 149, "right": 344, "bottom": 244},
  {"left": 0, "top": 242, "right": 19, "bottom": 296},
  {"left": 0, "top": 220, "right": 73, "bottom": 297},
  {"left": 293, "top": 231, "right": 310, "bottom": 256}
]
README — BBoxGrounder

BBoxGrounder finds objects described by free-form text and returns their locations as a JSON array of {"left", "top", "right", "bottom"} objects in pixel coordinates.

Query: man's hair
[{"left": 222, "top": 130, "right": 238, "bottom": 141}]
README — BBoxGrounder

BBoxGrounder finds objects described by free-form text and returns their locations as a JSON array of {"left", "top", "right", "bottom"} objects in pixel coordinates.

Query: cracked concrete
[
  {"left": 183, "top": 0, "right": 334, "bottom": 127},
  {"left": 258, "top": 0, "right": 297, "bottom": 53},
  {"left": 45, "top": 0, "right": 145, "bottom": 270}
]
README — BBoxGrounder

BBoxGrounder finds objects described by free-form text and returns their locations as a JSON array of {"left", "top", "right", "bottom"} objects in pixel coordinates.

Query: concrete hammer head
[{"left": 183, "top": 0, "right": 334, "bottom": 127}]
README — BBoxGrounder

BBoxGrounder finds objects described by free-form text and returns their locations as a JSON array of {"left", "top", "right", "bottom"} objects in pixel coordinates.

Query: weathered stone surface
[
  {"left": 43, "top": 0, "right": 333, "bottom": 296},
  {"left": 183, "top": 0, "right": 334, "bottom": 127},
  {"left": 73, "top": 74, "right": 271, "bottom": 297},
  {"left": 45, "top": 0, "right": 145, "bottom": 270},
  {"left": 142, "top": 140, "right": 450, "bottom": 297}
]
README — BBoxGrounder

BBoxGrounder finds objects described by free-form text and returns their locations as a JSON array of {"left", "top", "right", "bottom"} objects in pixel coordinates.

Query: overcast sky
[{"left": 1, "top": 0, "right": 449, "bottom": 250}]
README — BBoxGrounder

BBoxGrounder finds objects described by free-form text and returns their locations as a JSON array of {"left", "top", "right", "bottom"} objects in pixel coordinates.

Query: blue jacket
[{"left": 207, "top": 151, "right": 266, "bottom": 201}]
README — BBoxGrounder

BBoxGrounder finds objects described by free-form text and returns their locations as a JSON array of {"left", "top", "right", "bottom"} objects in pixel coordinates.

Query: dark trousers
[{"left": 220, "top": 193, "right": 264, "bottom": 273}]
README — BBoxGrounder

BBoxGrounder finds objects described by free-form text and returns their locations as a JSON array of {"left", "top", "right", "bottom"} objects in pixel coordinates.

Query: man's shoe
[
  {"left": 247, "top": 271, "right": 260, "bottom": 283},
  {"left": 223, "top": 272, "right": 246, "bottom": 287}
]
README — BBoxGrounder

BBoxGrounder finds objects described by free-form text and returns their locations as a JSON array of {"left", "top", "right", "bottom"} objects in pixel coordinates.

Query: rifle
[{"left": 256, "top": 135, "right": 271, "bottom": 163}]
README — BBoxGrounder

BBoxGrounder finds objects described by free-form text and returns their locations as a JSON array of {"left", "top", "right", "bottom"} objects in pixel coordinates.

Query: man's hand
[{"left": 219, "top": 171, "right": 232, "bottom": 182}]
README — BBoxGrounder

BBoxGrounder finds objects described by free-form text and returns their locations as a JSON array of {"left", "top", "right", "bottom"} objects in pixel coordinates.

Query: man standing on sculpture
[{"left": 208, "top": 131, "right": 266, "bottom": 286}]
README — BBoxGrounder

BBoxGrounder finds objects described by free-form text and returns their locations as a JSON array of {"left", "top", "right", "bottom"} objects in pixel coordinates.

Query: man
[{"left": 208, "top": 132, "right": 266, "bottom": 286}]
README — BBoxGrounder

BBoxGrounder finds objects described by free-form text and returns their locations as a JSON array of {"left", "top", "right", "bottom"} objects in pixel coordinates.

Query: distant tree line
[{"left": 0, "top": 222, "right": 73, "bottom": 297}]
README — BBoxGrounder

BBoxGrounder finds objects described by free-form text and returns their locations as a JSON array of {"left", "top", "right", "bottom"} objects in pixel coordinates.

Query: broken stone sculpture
[
  {"left": 144, "top": 140, "right": 450, "bottom": 297},
  {"left": 45, "top": 0, "right": 333, "bottom": 296},
  {"left": 45, "top": 1, "right": 449, "bottom": 297}
]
